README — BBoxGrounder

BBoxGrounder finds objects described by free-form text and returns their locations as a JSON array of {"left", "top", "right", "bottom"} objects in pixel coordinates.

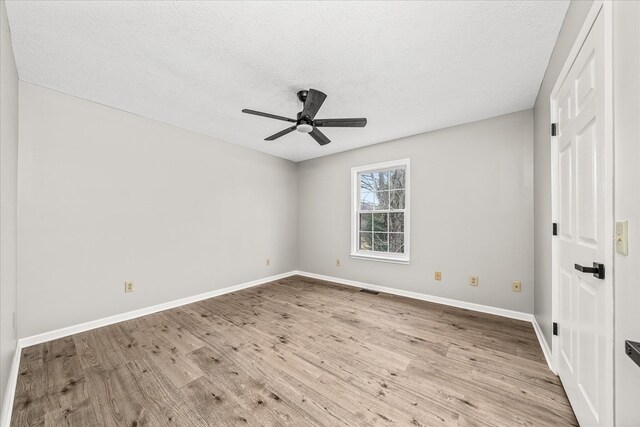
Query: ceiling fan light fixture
[{"left": 296, "top": 123, "right": 313, "bottom": 133}]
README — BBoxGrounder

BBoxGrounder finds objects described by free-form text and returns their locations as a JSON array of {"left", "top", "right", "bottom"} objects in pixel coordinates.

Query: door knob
[{"left": 574, "top": 262, "right": 605, "bottom": 279}]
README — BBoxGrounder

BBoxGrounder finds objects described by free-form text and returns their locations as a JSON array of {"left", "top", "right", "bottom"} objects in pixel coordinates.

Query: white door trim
[{"left": 550, "top": 0, "right": 614, "bottom": 424}]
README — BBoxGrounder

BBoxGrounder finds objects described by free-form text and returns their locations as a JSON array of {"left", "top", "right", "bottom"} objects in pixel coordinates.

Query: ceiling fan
[{"left": 242, "top": 89, "right": 367, "bottom": 146}]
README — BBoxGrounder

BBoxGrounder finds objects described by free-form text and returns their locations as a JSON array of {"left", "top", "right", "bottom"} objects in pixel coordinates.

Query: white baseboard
[
  {"left": 1, "top": 342, "right": 21, "bottom": 427},
  {"left": 18, "top": 270, "right": 297, "bottom": 349},
  {"left": 293, "top": 271, "right": 535, "bottom": 322},
  {"left": 532, "top": 316, "right": 555, "bottom": 374}
]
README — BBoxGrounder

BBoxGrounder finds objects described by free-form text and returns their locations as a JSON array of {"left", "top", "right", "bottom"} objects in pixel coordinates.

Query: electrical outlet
[
  {"left": 512, "top": 281, "right": 522, "bottom": 292},
  {"left": 266, "top": 258, "right": 270, "bottom": 267},
  {"left": 435, "top": 272, "right": 442, "bottom": 281},
  {"left": 469, "top": 276, "right": 478, "bottom": 286},
  {"left": 336, "top": 259, "right": 341, "bottom": 267},
  {"left": 125, "top": 281, "right": 135, "bottom": 293}
]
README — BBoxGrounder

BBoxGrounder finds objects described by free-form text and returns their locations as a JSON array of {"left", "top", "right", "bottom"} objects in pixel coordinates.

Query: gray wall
[
  {"left": 0, "top": 0, "right": 18, "bottom": 411},
  {"left": 17, "top": 82, "right": 298, "bottom": 338},
  {"left": 297, "top": 110, "right": 534, "bottom": 314},
  {"left": 613, "top": 1, "right": 640, "bottom": 424},
  {"left": 532, "top": 0, "right": 593, "bottom": 346}
]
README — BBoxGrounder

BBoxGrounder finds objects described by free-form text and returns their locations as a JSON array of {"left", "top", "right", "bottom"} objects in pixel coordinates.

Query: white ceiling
[{"left": 6, "top": 1, "right": 568, "bottom": 162}]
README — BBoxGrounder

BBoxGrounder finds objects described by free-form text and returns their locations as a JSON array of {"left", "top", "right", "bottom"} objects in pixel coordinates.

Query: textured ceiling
[{"left": 6, "top": 1, "right": 568, "bottom": 162}]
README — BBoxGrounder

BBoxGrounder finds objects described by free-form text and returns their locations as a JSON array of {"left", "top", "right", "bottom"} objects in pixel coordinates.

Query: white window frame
[{"left": 350, "top": 158, "right": 410, "bottom": 264}]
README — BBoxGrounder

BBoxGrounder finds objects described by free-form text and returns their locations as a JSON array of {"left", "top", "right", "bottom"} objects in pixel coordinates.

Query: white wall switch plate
[{"left": 616, "top": 221, "right": 628, "bottom": 255}]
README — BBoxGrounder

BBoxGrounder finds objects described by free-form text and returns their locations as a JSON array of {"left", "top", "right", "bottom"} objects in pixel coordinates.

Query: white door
[{"left": 555, "top": 10, "right": 611, "bottom": 427}]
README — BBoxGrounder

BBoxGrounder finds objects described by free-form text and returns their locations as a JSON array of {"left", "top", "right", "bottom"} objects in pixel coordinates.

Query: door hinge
[
  {"left": 553, "top": 223, "right": 558, "bottom": 236},
  {"left": 551, "top": 123, "right": 558, "bottom": 136},
  {"left": 553, "top": 322, "right": 558, "bottom": 336},
  {"left": 625, "top": 341, "right": 640, "bottom": 369}
]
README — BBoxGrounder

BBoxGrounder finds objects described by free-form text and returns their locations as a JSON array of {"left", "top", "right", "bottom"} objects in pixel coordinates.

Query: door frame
[{"left": 550, "top": 0, "right": 614, "bottom": 424}]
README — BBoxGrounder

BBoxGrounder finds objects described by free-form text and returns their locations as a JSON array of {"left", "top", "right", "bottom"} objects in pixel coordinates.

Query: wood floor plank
[
  {"left": 11, "top": 346, "right": 46, "bottom": 426},
  {"left": 11, "top": 275, "right": 577, "bottom": 426}
]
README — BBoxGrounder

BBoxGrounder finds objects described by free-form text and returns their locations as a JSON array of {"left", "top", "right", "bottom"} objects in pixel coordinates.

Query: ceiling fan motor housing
[{"left": 296, "top": 111, "right": 314, "bottom": 130}]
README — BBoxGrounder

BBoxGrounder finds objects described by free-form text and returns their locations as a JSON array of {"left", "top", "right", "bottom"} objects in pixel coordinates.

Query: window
[{"left": 351, "top": 159, "right": 410, "bottom": 263}]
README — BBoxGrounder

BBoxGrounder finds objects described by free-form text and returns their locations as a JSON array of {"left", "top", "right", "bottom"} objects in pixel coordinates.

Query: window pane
[
  {"left": 360, "top": 173, "right": 375, "bottom": 193},
  {"left": 389, "top": 233, "right": 404, "bottom": 253},
  {"left": 389, "top": 212, "right": 404, "bottom": 232},
  {"left": 359, "top": 232, "right": 372, "bottom": 251},
  {"left": 360, "top": 190, "right": 375, "bottom": 210},
  {"left": 374, "top": 171, "right": 389, "bottom": 191},
  {"left": 375, "top": 191, "right": 389, "bottom": 210},
  {"left": 390, "top": 168, "right": 405, "bottom": 189},
  {"left": 374, "top": 233, "right": 388, "bottom": 251},
  {"left": 359, "top": 213, "right": 373, "bottom": 232},
  {"left": 355, "top": 163, "right": 408, "bottom": 257},
  {"left": 373, "top": 213, "right": 388, "bottom": 232},
  {"left": 390, "top": 190, "right": 405, "bottom": 209}
]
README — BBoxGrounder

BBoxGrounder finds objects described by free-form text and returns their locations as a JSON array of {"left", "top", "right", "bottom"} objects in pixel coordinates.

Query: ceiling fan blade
[
  {"left": 314, "top": 118, "right": 367, "bottom": 128},
  {"left": 301, "top": 89, "right": 327, "bottom": 119},
  {"left": 242, "top": 109, "right": 296, "bottom": 123},
  {"left": 265, "top": 126, "right": 297, "bottom": 141},
  {"left": 309, "top": 128, "right": 331, "bottom": 146}
]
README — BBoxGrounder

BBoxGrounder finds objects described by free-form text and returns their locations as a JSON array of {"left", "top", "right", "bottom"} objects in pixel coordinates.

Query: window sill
[{"left": 350, "top": 253, "right": 410, "bottom": 264}]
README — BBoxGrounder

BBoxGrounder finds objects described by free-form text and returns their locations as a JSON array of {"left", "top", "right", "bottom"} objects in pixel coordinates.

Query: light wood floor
[{"left": 11, "top": 275, "right": 577, "bottom": 426}]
